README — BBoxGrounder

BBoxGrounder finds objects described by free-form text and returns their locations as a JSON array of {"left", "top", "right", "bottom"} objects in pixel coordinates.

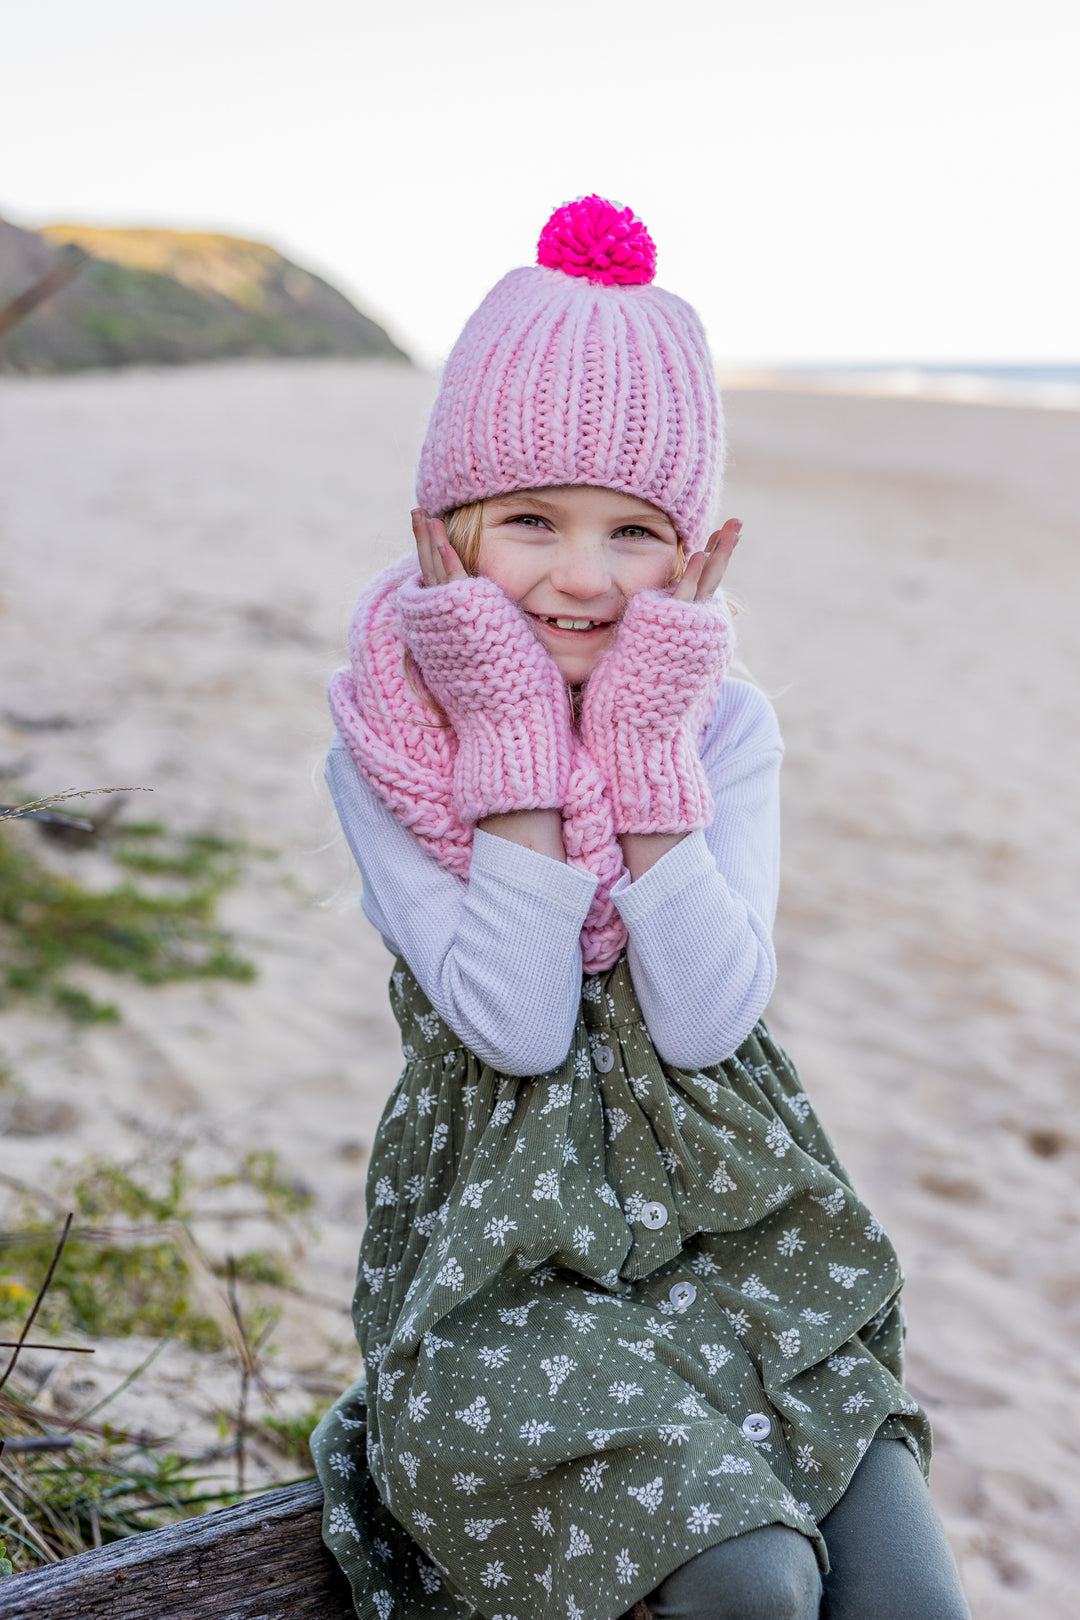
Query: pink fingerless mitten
[
  {"left": 579, "top": 590, "right": 734, "bottom": 834},
  {"left": 397, "top": 573, "right": 573, "bottom": 824}
]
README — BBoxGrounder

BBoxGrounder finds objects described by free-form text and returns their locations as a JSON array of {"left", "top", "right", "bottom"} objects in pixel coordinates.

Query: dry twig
[
  {"left": 0, "top": 1215, "right": 74, "bottom": 1396},
  {"left": 0, "top": 787, "right": 149, "bottom": 822}
]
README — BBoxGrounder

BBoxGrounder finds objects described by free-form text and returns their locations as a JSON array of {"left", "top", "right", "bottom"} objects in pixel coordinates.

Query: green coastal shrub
[
  {"left": 0, "top": 816, "right": 256, "bottom": 1023},
  {"left": 0, "top": 1151, "right": 311, "bottom": 1348}
]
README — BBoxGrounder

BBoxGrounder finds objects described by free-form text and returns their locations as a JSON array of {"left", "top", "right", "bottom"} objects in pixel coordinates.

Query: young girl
[{"left": 312, "top": 197, "right": 970, "bottom": 1620}]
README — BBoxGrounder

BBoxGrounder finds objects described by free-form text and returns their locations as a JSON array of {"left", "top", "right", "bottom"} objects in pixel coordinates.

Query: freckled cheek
[{"left": 475, "top": 543, "right": 546, "bottom": 605}]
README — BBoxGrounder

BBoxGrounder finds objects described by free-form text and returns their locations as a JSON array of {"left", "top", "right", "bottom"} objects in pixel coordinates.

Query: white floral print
[
  {"left": 416, "top": 1558, "right": 441, "bottom": 1594},
  {"left": 579, "top": 1459, "right": 609, "bottom": 1492},
  {"left": 461, "top": 1179, "right": 493, "bottom": 1208},
  {"left": 708, "top": 1161, "right": 737, "bottom": 1193},
  {"left": 658, "top": 1424, "right": 690, "bottom": 1446},
  {"left": 327, "top": 1503, "right": 359, "bottom": 1539},
  {"left": 455, "top": 1396, "right": 491, "bottom": 1433},
  {"left": 615, "top": 1548, "right": 640, "bottom": 1583},
  {"left": 540, "top": 1355, "right": 577, "bottom": 1395},
  {"left": 829, "top": 1262, "right": 869, "bottom": 1290},
  {"left": 479, "top": 1344, "right": 511, "bottom": 1369},
  {"left": 565, "top": 1524, "right": 593, "bottom": 1558},
  {"left": 687, "top": 1503, "right": 725, "bottom": 1532},
  {"left": 483, "top": 1215, "right": 518, "bottom": 1246},
  {"left": 379, "top": 1368, "right": 404, "bottom": 1402},
  {"left": 464, "top": 1517, "right": 506, "bottom": 1541},
  {"left": 766, "top": 1117, "right": 792, "bottom": 1157},
  {"left": 626, "top": 1476, "right": 664, "bottom": 1513},
  {"left": 434, "top": 1257, "right": 465, "bottom": 1290},
  {"left": 520, "top": 1419, "right": 556, "bottom": 1446},
  {"left": 498, "top": 1301, "right": 539, "bottom": 1326},
  {"left": 618, "top": 1337, "right": 656, "bottom": 1361}
]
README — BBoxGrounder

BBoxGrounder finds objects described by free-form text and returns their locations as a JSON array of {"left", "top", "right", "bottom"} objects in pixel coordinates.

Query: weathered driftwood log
[{"left": 0, "top": 1478, "right": 357, "bottom": 1620}]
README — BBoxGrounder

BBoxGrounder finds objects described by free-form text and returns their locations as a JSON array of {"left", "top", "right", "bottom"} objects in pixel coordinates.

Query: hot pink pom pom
[{"left": 537, "top": 195, "right": 656, "bottom": 287}]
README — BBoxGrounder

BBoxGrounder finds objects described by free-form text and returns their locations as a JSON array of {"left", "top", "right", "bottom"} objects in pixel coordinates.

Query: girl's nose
[{"left": 549, "top": 542, "right": 612, "bottom": 600}]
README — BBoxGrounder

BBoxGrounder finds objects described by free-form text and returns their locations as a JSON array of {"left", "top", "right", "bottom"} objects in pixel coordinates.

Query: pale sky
[{"left": 3, "top": 0, "right": 1078, "bottom": 368}]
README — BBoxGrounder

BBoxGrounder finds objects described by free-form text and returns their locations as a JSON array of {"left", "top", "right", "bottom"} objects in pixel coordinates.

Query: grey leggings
[{"left": 647, "top": 1440, "right": 971, "bottom": 1620}]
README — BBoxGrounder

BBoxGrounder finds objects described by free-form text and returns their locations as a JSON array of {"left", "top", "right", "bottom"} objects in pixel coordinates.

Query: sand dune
[{"left": 0, "top": 361, "right": 1077, "bottom": 1614}]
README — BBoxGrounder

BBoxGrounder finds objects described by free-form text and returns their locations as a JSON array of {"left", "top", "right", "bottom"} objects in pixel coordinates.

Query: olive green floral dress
[{"left": 312, "top": 958, "right": 930, "bottom": 1620}]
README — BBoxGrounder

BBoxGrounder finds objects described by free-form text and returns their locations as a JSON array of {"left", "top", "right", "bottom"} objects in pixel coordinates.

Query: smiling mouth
[{"left": 529, "top": 613, "right": 614, "bottom": 634}]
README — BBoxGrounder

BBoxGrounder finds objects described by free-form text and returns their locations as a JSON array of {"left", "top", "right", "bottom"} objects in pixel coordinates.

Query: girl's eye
[
  {"left": 614, "top": 525, "right": 658, "bottom": 540},
  {"left": 505, "top": 513, "right": 548, "bottom": 529}
]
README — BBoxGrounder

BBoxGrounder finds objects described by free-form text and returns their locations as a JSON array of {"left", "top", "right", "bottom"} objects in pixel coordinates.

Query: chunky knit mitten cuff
[
  {"left": 579, "top": 590, "right": 733, "bottom": 835},
  {"left": 398, "top": 573, "right": 573, "bottom": 825}
]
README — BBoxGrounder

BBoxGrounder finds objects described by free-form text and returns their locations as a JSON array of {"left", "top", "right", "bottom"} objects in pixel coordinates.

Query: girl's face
[{"left": 476, "top": 485, "right": 680, "bottom": 685}]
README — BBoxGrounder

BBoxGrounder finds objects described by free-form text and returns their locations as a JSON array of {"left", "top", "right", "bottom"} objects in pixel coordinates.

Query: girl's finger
[
  {"left": 412, "top": 509, "right": 437, "bottom": 586},
  {"left": 409, "top": 508, "right": 430, "bottom": 586},
  {"left": 430, "top": 516, "right": 468, "bottom": 583},
  {"left": 694, "top": 519, "right": 742, "bottom": 601},
  {"left": 671, "top": 553, "right": 703, "bottom": 602},
  {"left": 424, "top": 515, "right": 446, "bottom": 586}
]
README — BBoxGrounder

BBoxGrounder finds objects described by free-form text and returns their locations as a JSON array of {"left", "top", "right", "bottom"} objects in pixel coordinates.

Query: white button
[
  {"left": 592, "top": 1044, "right": 615, "bottom": 1073},
  {"left": 741, "top": 1412, "right": 772, "bottom": 1442},
  {"left": 639, "top": 1201, "right": 669, "bottom": 1230},
  {"left": 668, "top": 1281, "right": 697, "bottom": 1310}
]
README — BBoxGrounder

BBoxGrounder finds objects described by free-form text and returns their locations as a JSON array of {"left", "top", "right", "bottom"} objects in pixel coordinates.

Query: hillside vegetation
[{"left": 0, "top": 217, "right": 408, "bottom": 371}]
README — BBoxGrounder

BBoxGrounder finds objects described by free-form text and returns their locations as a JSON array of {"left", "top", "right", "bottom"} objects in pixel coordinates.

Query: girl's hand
[
  {"left": 397, "top": 554, "right": 574, "bottom": 826},
  {"left": 672, "top": 518, "right": 742, "bottom": 602},
  {"left": 412, "top": 508, "right": 469, "bottom": 587},
  {"left": 578, "top": 568, "right": 735, "bottom": 836}
]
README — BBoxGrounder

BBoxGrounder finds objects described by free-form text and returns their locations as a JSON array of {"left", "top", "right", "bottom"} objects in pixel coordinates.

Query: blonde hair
[
  {"left": 442, "top": 501, "right": 486, "bottom": 574},
  {"left": 443, "top": 498, "right": 687, "bottom": 582}
]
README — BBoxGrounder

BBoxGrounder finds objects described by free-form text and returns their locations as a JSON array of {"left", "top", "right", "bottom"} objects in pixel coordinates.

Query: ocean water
[{"left": 723, "top": 363, "right": 1080, "bottom": 410}]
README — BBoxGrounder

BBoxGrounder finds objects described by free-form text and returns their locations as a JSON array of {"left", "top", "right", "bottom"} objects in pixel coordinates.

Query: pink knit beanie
[{"left": 415, "top": 196, "right": 724, "bottom": 553}]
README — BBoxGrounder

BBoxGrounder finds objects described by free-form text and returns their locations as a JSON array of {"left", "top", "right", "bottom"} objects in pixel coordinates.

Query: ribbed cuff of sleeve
[
  {"left": 610, "top": 830, "right": 713, "bottom": 924},
  {"left": 471, "top": 828, "right": 599, "bottom": 916}
]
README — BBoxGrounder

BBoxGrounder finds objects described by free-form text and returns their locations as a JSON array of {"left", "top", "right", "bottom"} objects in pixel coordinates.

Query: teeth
[{"left": 549, "top": 617, "right": 598, "bottom": 630}]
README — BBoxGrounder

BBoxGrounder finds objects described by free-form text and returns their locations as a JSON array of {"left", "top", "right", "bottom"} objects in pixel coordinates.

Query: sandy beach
[{"left": 1, "top": 360, "right": 1077, "bottom": 1615}]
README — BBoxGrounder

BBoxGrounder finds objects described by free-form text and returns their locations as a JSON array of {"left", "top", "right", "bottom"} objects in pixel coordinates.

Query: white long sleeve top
[{"left": 326, "top": 677, "right": 783, "bottom": 1076}]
